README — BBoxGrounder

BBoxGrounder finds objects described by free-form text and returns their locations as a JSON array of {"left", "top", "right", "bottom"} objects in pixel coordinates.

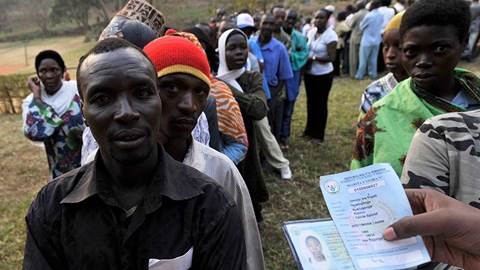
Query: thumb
[{"left": 384, "top": 211, "right": 449, "bottom": 240}]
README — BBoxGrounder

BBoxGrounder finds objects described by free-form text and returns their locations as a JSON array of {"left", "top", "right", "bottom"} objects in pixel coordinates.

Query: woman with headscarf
[
  {"left": 217, "top": 28, "right": 269, "bottom": 222},
  {"left": 22, "top": 50, "right": 85, "bottom": 179}
]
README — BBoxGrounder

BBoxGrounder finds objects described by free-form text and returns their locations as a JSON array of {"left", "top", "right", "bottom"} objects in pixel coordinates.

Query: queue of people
[{"left": 19, "top": 0, "right": 480, "bottom": 269}]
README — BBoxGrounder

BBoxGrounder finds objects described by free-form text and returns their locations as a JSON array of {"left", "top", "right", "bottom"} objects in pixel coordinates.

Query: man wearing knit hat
[
  {"left": 358, "top": 11, "right": 408, "bottom": 115},
  {"left": 23, "top": 38, "right": 246, "bottom": 269},
  {"left": 144, "top": 33, "right": 264, "bottom": 270}
]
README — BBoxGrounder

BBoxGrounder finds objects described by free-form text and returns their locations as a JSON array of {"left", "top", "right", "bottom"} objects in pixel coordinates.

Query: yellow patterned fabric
[{"left": 210, "top": 78, "right": 248, "bottom": 147}]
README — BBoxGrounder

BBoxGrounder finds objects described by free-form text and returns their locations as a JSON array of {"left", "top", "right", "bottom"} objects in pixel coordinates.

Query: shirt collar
[
  {"left": 61, "top": 144, "right": 205, "bottom": 213},
  {"left": 182, "top": 138, "right": 202, "bottom": 169},
  {"left": 258, "top": 37, "right": 276, "bottom": 51}
]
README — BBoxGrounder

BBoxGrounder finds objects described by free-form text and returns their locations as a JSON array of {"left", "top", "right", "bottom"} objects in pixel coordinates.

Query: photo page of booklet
[
  {"left": 319, "top": 163, "right": 430, "bottom": 270},
  {"left": 283, "top": 219, "right": 355, "bottom": 270}
]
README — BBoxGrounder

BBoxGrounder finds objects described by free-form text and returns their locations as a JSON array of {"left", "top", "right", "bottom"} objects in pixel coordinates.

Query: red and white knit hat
[{"left": 143, "top": 34, "right": 211, "bottom": 87}]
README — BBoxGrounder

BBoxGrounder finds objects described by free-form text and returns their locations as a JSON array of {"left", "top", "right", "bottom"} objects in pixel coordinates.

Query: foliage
[
  {"left": 18, "top": 0, "right": 54, "bottom": 34},
  {"left": 0, "top": 74, "right": 30, "bottom": 114},
  {"left": 50, "top": 0, "right": 121, "bottom": 32}
]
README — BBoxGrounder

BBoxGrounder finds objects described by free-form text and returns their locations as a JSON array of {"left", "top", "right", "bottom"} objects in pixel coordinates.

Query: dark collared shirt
[{"left": 23, "top": 145, "right": 246, "bottom": 270}]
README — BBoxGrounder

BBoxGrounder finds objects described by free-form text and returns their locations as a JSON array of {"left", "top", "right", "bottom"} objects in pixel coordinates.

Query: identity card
[{"left": 319, "top": 163, "right": 430, "bottom": 270}]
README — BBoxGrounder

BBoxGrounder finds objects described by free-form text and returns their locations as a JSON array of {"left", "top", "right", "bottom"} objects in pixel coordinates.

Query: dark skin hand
[
  {"left": 384, "top": 189, "right": 480, "bottom": 270},
  {"left": 157, "top": 73, "right": 210, "bottom": 161},
  {"left": 79, "top": 48, "right": 162, "bottom": 210},
  {"left": 401, "top": 25, "right": 465, "bottom": 101},
  {"left": 308, "top": 10, "right": 337, "bottom": 64}
]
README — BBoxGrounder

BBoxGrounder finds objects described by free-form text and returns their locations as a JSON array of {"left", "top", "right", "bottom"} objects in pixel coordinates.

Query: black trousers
[
  {"left": 267, "top": 84, "right": 284, "bottom": 141},
  {"left": 304, "top": 72, "right": 334, "bottom": 141}
]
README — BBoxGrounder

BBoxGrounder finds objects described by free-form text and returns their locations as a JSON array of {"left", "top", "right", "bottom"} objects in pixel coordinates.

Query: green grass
[
  {"left": 0, "top": 36, "right": 95, "bottom": 75},
  {"left": 0, "top": 48, "right": 479, "bottom": 269}
]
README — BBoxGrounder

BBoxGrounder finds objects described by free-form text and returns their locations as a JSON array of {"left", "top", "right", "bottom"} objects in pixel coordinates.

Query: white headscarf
[
  {"left": 40, "top": 80, "right": 78, "bottom": 116},
  {"left": 216, "top": 29, "right": 249, "bottom": 92}
]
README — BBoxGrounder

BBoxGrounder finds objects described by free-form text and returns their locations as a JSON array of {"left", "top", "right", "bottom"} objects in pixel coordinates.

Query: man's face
[
  {"left": 285, "top": 11, "right": 298, "bottom": 32},
  {"left": 157, "top": 73, "right": 209, "bottom": 141},
  {"left": 273, "top": 8, "right": 286, "bottom": 31},
  {"left": 260, "top": 15, "right": 275, "bottom": 41},
  {"left": 80, "top": 48, "right": 161, "bottom": 165},
  {"left": 401, "top": 25, "right": 464, "bottom": 92},
  {"left": 225, "top": 33, "right": 248, "bottom": 70},
  {"left": 37, "top": 59, "right": 63, "bottom": 95}
]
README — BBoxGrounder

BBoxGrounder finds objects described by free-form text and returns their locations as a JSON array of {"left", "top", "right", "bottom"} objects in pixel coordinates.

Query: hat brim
[{"left": 238, "top": 25, "right": 257, "bottom": 31}]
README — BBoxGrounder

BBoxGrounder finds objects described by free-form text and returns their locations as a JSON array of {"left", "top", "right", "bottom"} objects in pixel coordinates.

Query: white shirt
[
  {"left": 306, "top": 27, "right": 338, "bottom": 75},
  {"left": 183, "top": 140, "right": 265, "bottom": 270},
  {"left": 302, "top": 23, "right": 312, "bottom": 36}
]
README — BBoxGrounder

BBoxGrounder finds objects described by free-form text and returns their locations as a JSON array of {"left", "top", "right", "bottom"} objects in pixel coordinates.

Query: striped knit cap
[{"left": 143, "top": 35, "right": 211, "bottom": 87}]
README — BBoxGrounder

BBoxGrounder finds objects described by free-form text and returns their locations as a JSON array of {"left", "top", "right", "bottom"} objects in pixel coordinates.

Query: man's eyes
[
  {"left": 136, "top": 87, "right": 155, "bottom": 98},
  {"left": 433, "top": 46, "right": 448, "bottom": 55},
  {"left": 159, "top": 82, "right": 178, "bottom": 94},
  {"left": 89, "top": 94, "right": 111, "bottom": 106}
]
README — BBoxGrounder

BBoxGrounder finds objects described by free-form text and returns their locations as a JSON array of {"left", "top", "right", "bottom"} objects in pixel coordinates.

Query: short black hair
[
  {"left": 35, "top": 50, "right": 66, "bottom": 73},
  {"left": 337, "top": 11, "right": 347, "bottom": 21},
  {"left": 271, "top": 4, "right": 285, "bottom": 14},
  {"left": 400, "top": 0, "right": 471, "bottom": 43},
  {"left": 381, "top": 0, "right": 392, "bottom": 6},
  {"left": 76, "top": 38, "right": 155, "bottom": 99}
]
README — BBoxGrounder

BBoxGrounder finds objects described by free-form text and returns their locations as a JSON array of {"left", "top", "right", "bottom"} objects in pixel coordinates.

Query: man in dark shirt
[{"left": 23, "top": 38, "right": 246, "bottom": 270}]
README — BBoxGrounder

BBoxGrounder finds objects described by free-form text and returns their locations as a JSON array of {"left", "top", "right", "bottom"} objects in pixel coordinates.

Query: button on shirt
[
  {"left": 23, "top": 145, "right": 246, "bottom": 270},
  {"left": 257, "top": 37, "right": 293, "bottom": 87},
  {"left": 360, "top": 9, "right": 384, "bottom": 46}
]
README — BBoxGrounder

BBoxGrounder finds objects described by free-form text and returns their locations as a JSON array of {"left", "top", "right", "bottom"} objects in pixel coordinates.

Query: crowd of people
[{"left": 19, "top": 0, "right": 480, "bottom": 269}]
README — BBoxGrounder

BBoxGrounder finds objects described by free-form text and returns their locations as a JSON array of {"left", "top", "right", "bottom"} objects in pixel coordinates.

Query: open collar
[{"left": 61, "top": 144, "right": 205, "bottom": 214}]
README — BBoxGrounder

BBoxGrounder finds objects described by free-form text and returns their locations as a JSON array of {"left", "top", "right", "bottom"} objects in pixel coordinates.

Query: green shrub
[{"left": 0, "top": 74, "right": 31, "bottom": 114}]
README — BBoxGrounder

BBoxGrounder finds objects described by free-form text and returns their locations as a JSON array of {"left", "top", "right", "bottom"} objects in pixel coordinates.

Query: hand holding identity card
[
  {"left": 320, "top": 163, "right": 430, "bottom": 269},
  {"left": 283, "top": 164, "right": 431, "bottom": 270}
]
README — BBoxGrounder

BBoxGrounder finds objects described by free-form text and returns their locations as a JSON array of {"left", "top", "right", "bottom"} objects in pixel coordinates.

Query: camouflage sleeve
[{"left": 401, "top": 119, "right": 450, "bottom": 194}]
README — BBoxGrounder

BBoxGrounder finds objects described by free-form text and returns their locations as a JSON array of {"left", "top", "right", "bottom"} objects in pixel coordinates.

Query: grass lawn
[
  {"left": 0, "top": 59, "right": 479, "bottom": 269},
  {"left": 0, "top": 36, "right": 95, "bottom": 75}
]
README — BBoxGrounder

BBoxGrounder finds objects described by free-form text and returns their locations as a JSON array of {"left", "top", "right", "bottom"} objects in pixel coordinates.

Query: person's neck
[
  {"left": 316, "top": 26, "right": 326, "bottom": 34},
  {"left": 393, "top": 70, "right": 408, "bottom": 83},
  {"left": 163, "top": 136, "right": 191, "bottom": 162},
  {"left": 423, "top": 76, "right": 459, "bottom": 101},
  {"left": 259, "top": 34, "right": 271, "bottom": 45},
  {"left": 45, "top": 81, "right": 63, "bottom": 96},
  {"left": 103, "top": 146, "right": 158, "bottom": 189},
  {"left": 102, "top": 145, "right": 159, "bottom": 210}
]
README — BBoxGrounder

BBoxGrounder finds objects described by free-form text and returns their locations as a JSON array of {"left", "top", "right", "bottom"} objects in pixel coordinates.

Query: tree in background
[
  {"left": 21, "top": 0, "right": 54, "bottom": 34},
  {"left": 50, "top": 0, "right": 122, "bottom": 33},
  {"left": 0, "top": 0, "right": 17, "bottom": 32}
]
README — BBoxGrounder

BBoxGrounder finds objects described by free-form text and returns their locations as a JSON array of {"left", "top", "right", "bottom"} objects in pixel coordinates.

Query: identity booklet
[{"left": 283, "top": 163, "right": 431, "bottom": 270}]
